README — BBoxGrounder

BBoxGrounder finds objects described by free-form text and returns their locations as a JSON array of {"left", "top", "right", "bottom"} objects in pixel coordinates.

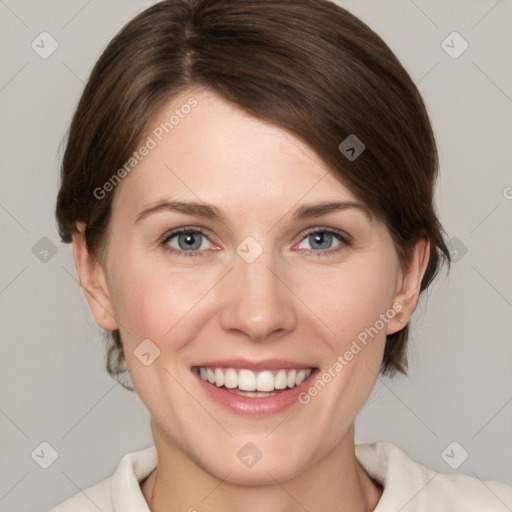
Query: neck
[{"left": 142, "top": 421, "right": 382, "bottom": 512}]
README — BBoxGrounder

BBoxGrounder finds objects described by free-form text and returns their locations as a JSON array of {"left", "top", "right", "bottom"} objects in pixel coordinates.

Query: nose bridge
[{"left": 219, "top": 244, "right": 296, "bottom": 340}]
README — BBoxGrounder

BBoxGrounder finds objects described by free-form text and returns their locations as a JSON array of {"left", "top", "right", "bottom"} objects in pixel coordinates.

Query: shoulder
[
  {"left": 46, "top": 446, "right": 157, "bottom": 512},
  {"left": 356, "top": 441, "right": 512, "bottom": 511}
]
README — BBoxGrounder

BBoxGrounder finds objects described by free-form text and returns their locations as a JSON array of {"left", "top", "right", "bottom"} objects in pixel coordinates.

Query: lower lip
[{"left": 193, "top": 368, "right": 318, "bottom": 416}]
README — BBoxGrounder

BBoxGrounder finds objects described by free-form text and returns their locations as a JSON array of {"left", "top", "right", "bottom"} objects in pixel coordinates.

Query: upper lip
[{"left": 193, "top": 358, "right": 316, "bottom": 372}]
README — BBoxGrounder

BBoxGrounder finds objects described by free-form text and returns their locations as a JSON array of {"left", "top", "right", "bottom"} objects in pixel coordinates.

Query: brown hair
[{"left": 56, "top": 0, "right": 450, "bottom": 390}]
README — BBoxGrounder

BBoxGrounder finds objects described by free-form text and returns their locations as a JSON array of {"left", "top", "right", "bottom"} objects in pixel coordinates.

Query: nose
[{"left": 219, "top": 250, "right": 298, "bottom": 342}]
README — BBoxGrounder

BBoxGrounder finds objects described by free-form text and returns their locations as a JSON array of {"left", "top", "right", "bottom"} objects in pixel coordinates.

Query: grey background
[{"left": 1, "top": 0, "right": 511, "bottom": 510}]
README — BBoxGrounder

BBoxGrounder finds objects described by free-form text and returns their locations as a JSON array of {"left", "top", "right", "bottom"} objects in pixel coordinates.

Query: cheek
[
  {"left": 107, "top": 259, "right": 187, "bottom": 346},
  {"left": 296, "top": 257, "right": 398, "bottom": 351}
]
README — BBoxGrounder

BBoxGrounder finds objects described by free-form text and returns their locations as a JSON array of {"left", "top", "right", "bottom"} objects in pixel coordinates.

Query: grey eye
[
  {"left": 167, "top": 231, "right": 210, "bottom": 251},
  {"left": 298, "top": 231, "right": 342, "bottom": 251}
]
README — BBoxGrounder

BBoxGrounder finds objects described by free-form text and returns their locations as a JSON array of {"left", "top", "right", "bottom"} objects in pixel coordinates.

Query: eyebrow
[
  {"left": 291, "top": 201, "right": 373, "bottom": 222},
  {"left": 135, "top": 200, "right": 226, "bottom": 223},
  {"left": 134, "top": 199, "right": 373, "bottom": 224}
]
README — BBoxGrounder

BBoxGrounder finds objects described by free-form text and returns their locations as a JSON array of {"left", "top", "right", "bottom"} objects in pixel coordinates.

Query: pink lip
[
  {"left": 192, "top": 358, "right": 315, "bottom": 371},
  {"left": 191, "top": 365, "right": 319, "bottom": 417}
]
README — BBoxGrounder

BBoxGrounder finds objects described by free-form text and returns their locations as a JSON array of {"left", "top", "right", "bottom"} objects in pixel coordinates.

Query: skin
[{"left": 72, "top": 88, "right": 430, "bottom": 512}]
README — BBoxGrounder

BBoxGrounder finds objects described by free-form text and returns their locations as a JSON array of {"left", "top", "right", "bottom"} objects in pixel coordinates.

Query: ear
[
  {"left": 387, "top": 236, "right": 430, "bottom": 335},
  {"left": 71, "top": 222, "right": 118, "bottom": 331}
]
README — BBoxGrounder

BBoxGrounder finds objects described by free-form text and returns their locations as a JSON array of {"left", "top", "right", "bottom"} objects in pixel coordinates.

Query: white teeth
[
  {"left": 274, "top": 369, "right": 288, "bottom": 389},
  {"left": 214, "top": 368, "right": 224, "bottom": 387},
  {"left": 238, "top": 369, "right": 257, "bottom": 391},
  {"left": 224, "top": 368, "right": 238, "bottom": 389},
  {"left": 295, "top": 369, "right": 306, "bottom": 386},
  {"left": 256, "top": 371, "right": 275, "bottom": 392},
  {"left": 197, "top": 366, "right": 313, "bottom": 392},
  {"left": 287, "top": 369, "right": 297, "bottom": 388},
  {"left": 227, "top": 389, "right": 278, "bottom": 397}
]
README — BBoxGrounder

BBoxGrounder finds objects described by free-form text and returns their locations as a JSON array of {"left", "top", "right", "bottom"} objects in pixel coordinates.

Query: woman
[{"left": 50, "top": 0, "right": 512, "bottom": 510}]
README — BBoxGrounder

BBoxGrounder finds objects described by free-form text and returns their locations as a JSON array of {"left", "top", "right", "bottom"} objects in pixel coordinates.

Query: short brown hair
[{"left": 56, "top": 0, "right": 450, "bottom": 389}]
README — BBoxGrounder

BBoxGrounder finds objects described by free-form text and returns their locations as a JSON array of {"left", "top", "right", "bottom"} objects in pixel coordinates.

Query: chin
[
  {"left": 215, "top": 461, "right": 307, "bottom": 486},
  {"left": 196, "top": 443, "right": 311, "bottom": 486}
]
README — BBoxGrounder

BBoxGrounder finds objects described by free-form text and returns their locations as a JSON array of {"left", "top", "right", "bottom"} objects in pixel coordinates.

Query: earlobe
[
  {"left": 71, "top": 222, "right": 118, "bottom": 331},
  {"left": 386, "top": 236, "right": 430, "bottom": 335}
]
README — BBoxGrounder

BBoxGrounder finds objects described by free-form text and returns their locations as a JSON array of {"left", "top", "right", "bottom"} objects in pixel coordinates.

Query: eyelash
[{"left": 159, "top": 226, "right": 351, "bottom": 258}]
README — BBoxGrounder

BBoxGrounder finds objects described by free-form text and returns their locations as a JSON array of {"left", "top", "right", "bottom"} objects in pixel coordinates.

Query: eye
[
  {"left": 160, "top": 226, "right": 350, "bottom": 258},
  {"left": 296, "top": 228, "right": 350, "bottom": 255},
  {"left": 161, "top": 228, "right": 214, "bottom": 257}
]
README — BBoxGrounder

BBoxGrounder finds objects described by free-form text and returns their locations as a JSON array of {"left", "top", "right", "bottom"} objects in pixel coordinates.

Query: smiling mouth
[{"left": 192, "top": 366, "right": 317, "bottom": 397}]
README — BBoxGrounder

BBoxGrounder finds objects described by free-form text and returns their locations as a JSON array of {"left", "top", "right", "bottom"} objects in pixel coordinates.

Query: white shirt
[{"left": 48, "top": 441, "right": 512, "bottom": 511}]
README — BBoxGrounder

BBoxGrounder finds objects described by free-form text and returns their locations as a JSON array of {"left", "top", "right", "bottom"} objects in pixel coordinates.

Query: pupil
[
  {"left": 312, "top": 232, "right": 331, "bottom": 249},
  {"left": 179, "top": 232, "right": 201, "bottom": 250}
]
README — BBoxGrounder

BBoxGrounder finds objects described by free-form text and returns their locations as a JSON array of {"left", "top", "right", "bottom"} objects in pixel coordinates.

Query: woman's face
[{"left": 83, "top": 88, "right": 416, "bottom": 483}]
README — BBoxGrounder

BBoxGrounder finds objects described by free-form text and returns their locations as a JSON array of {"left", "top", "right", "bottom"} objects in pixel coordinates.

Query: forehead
[{"left": 112, "top": 89, "right": 363, "bottom": 216}]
